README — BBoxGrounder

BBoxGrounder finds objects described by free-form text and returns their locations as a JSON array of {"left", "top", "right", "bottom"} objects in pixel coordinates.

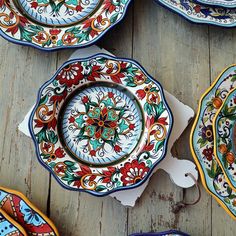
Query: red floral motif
[
  {"left": 129, "top": 124, "right": 135, "bottom": 130},
  {"left": 55, "top": 147, "right": 65, "bottom": 158},
  {"left": 90, "top": 150, "right": 96, "bottom": 156},
  {"left": 6, "top": 16, "right": 29, "bottom": 36},
  {"left": 82, "top": 18, "right": 99, "bottom": 38},
  {"left": 50, "top": 89, "right": 67, "bottom": 103},
  {"left": 194, "top": 5, "right": 201, "bottom": 13},
  {"left": 56, "top": 62, "right": 83, "bottom": 87},
  {"left": 103, "top": 0, "right": 116, "bottom": 13},
  {"left": 114, "top": 145, "right": 122, "bottom": 153},
  {"left": 76, "top": 5, "right": 83, "bottom": 12},
  {"left": 120, "top": 160, "right": 149, "bottom": 186},
  {"left": 49, "top": 29, "right": 61, "bottom": 35},
  {"left": 146, "top": 116, "right": 168, "bottom": 129},
  {"left": 73, "top": 165, "right": 94, "bottom": 188},
  {"left": 136, "top": 89, "right": 146, "bottom": 100},
  {"left": 35, "top": 32, "right": 46, "bottom": 43},
  {"left": 87, "top": 65, "right": 102, "bottom": 81},
  {"left": 102, "top": 167, "right": 116, "bottom": 183},
  {"left": 202, "top": 147, "right": 213, "bottom": 161},
  {"left": 82, "top": 95, "right": 89, "bottom": 103},
  {"left": 30, "top": 1, "right": 38, "bottom": 9},
  {"left": 34, "top": 117, "right": 57, "bottom": 130}
]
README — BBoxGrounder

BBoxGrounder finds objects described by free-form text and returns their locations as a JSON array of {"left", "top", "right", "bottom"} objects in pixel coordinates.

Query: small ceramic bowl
[
  {"left": 29, "top": 53, "right": 173, "bottom": 196},
  {"left": 0, "top": 0, "right": 131, "bottom": 50}
]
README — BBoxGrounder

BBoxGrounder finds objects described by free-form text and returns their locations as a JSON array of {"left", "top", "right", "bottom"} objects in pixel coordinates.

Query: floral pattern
[
  {"left": 0, "top": 0, "right": 131, "bottom": 50},
  {"left": 155, "top": 0, "right": 236, "bottom": 27},
  {"left": 214, "top": 88, "right": 236, "bottom": 190},
  {"left": 191, "top": 65, "right": 236, "bottom": 219},
  {"left": 62, "top": 86, "right": 142, "bottom": 166},
  {"left": 30, "top": 55, "right": 173, "bottom": 195},
  {"left": 0, "top": 187, "right": 58, "bottom": 235}
]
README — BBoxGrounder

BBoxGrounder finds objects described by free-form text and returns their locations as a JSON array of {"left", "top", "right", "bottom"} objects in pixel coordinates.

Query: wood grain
[{"left": 0, "top": 0, "right": 236, "bottom": 235}]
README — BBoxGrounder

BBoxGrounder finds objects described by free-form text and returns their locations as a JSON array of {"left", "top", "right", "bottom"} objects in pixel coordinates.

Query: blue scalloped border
[
  {"left": 154, "top": 0, "right": 236, "bottom": 28},
  {"left": 28, "top": 53, "right": 174, "bottom": 197}
]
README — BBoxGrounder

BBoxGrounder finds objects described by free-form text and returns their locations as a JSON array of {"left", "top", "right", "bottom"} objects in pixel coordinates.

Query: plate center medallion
[
  {"left": 59, "top": 84, "right": 144, "bottom": 167},
  {"left": 15, "top": 0, "right": 102, "bottom": 26}
]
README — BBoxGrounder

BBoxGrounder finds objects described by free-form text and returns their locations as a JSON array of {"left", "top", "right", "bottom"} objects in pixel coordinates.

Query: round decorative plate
[
  {"left": 0, "top": 0, "right": 131, "bottom": 50},
  {"left": 195, "top": 0, "right": 236, "bottom": 8},
  {"left": 213, "top": 88, "right": 236, "bottom": 191},
  {"left": 190, "top": 65, "right": 236, "bottom": 220},
  {"left": 154, "top": 0, "right": 236, "bottom": 27},
  {"left": 29, "top": 54, "right": 173, "bottom": 196}
]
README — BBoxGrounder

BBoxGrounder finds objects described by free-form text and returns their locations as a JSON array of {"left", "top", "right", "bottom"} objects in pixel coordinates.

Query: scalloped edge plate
[
  {"left": 29, "top": 53, "right": 173, "bottom": 196},
  {"left": 213, "top": 87, "right": 236, "bottom": 191},
  {"left": 0, "top": 0, "right": 131, "bottom": 50},
  {"left": 190, "top": 64, "right": 236, "bottom": 220}
]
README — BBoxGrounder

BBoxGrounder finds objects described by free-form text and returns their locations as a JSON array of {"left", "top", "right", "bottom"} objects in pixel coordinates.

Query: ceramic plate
[
  {"left": 190, "top": 65, "right": 236, "bottom": 220},
  {"left": 213, "top": 88, "right": 236, "bottom": 191},
  {"left": 195, "top": 0, "right": 236, "bottom": 8},
  {"left": 129, "top": 230, "right": 190, "bottom": 236},
  {"left": 0, "top": 186, "right": 59, "bottom": 235},
  {"left": 0, "top": 0, "right": 131, "bottom": 50},
  {"left": 155, "top": 0, "right": 236, "bottom": 27},
  {"left": 29, "top": 54, "right": 173, "bottom": 196},
  {"left": 0, "top": 209, "right": 27, "bottom": 236}
]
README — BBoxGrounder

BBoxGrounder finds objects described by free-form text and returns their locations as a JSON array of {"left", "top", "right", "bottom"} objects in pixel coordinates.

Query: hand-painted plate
[
  {"left": 29, "top": 54, "right": 173, "bottom": 196},
  {"left": 0, "top": 208, "right": 27, "bottom": 236},
  {"left": 0, "top": 0, "right": 131, "bottom": 50},
  {"left": 196, "top": 0, "right": 236, "bottom": 8},
  {"left": 0, "top": 186, "right": 59, "bottom": 236},
  {"left": 154, "top": 0, "right": 236, "bottom": 27},
  {"left": 213, "top": 88, "right": 236, "bottom": 191},
  {"left": 129, "top": 230, "right": 190, "bottom": 236},
  {"left": 190, "top": 65, "right": 236, "bottom": 220}
]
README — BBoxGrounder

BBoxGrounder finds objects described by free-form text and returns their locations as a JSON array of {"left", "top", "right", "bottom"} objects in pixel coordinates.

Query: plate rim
[
  {"left": 213, "top": 87, "right": 236, "bottom": 191},
  {"left": 195, "top": 0, "right": 236, "bottom": 9},
  {"left": 0, "top": 0, "right": 132, "bottom": 51},
  {"left": 154, "top": 0, "right": 236, "bottom": 28},
  {"left": 28, "top": 53, "right": 174, "bottom": 196},
  {"left": 190, "top": 64, "right": 236, "bottom": 220}
]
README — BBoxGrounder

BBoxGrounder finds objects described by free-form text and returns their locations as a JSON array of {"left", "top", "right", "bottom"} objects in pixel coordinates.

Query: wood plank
[
  {"left": 0, "top": 39, "right": 57, "bottom": 212},
  {"left": 49, "top": 4, "right": 134, "bottom": 235},
  {"left": 128, "top": 1, "right": 212, "bottom": 235},
  {"left": 209, "top": 26, "right": 236, "bottom": 236}
]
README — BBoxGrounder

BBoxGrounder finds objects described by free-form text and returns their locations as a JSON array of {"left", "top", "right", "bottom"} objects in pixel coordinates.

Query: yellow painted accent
[
  {"left": 0, "top": 186, "right": 59, "bottom": 235},
  {"left": 190, "top": 64, "right": 236, "bottom": 220}
]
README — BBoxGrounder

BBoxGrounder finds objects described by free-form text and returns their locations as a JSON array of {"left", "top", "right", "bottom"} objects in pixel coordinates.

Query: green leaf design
[
  {"left": 119, "top": 119, "right": 129, "bottom": 133},
  {"left": 47, "top": 130, "right": 58, "bottom": 144},
  {"left": 155, "top": 140, "right": 165, "bottom": 152},
  {"left": 95, "top": 185, "right": 107, "bottom": 192}
]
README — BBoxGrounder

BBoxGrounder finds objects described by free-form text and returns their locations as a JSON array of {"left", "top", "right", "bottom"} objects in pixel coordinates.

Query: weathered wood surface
[{"left": 0, "top": 0, "right": 236, "bottom": 235}]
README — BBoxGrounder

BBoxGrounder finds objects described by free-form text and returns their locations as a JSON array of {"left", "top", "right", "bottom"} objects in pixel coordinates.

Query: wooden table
[{"left": 1, "top": 0, "right": 236, "bottom": 235}]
